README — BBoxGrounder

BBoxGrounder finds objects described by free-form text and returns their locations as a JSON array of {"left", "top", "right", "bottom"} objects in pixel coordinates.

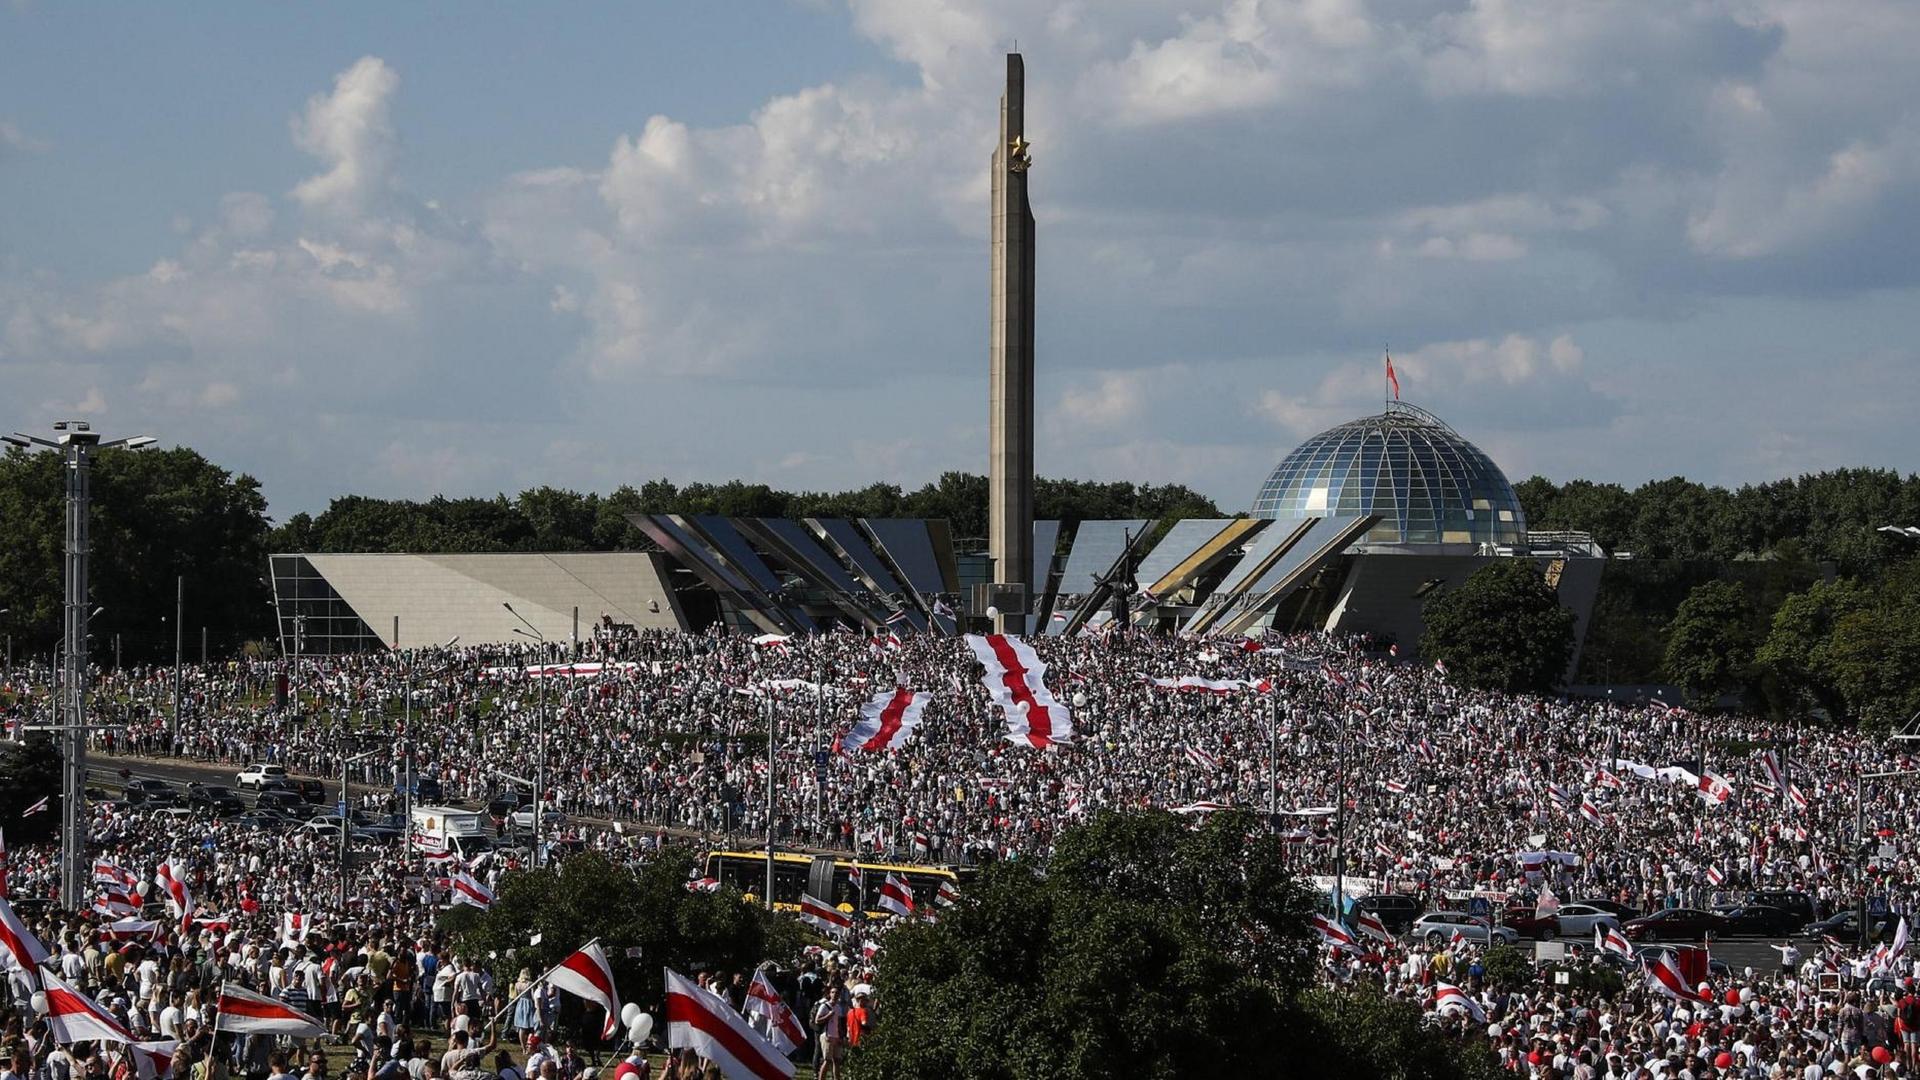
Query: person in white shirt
[{"left": 159, "top": 993, "right": 184, "bottom": 1038}]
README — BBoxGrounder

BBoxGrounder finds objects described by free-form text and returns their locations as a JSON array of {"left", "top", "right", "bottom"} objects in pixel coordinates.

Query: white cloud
[
  {"left": 290, "top": 56, "right": 399, "bottom": 214},
  {"left": 1055, "top": 372, "right": 1145, "bottom": 428}
]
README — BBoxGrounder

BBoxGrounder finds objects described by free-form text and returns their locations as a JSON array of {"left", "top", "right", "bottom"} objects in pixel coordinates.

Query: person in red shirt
[{"left": 846, "top": 994, "right": 870, "bottom": 1048}]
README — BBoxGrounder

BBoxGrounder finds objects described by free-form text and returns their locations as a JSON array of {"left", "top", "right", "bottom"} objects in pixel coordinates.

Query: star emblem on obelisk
[{"left": 1008, "top": 135, "right": 1032, "bottom": 172}]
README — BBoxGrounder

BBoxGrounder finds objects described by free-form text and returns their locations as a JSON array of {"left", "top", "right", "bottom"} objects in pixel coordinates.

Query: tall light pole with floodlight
[
  {"left": 3, "top": 421, "right": 155, "bottom": 907},
  {"left": 504, "top": 603, "right": 549, "bottom": 868}
]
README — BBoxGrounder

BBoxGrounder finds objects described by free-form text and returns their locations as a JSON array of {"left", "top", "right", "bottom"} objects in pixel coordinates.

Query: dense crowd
[{"left": 2, "top": 623, "right": 1919, "bottom": 1076}]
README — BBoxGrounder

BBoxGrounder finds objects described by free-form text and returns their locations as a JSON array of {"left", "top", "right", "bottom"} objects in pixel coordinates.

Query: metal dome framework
[{"left": 1251, "top": 402, "right": 1526, "bottom": 546}]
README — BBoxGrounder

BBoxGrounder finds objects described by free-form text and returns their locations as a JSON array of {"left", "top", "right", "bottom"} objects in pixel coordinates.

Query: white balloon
[
  {"left": 620, "top": 1003, "right": 642, "bottom": 1028},
  {"left": 984, "top": 606, "right": 999, "bottom": 619},
  {"left": 627, "top": 1013, "right": 653, "bottom": 1044},
  {"left": 134, "top": 881, "right": 150, "bottom": 897},
  {"left": 29, "top": 992, "right": 47, "bottom": 1016}
]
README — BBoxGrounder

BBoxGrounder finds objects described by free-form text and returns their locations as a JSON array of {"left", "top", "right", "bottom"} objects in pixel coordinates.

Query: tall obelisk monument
[{"left": 988, "top": 52, "right": 1035, "bottom": 633}]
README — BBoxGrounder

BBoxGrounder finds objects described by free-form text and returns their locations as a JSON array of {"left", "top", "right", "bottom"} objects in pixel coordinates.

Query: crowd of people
[{"left": 2, "top": 622, "right": 1919, "bottom": 1076}]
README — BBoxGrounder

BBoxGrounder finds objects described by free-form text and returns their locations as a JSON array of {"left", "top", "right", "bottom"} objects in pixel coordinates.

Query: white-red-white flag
[
  {"left": 280, "top": 912, "right": 311, "bottom": 946},
  {"left": 101, "top": 919, "right": 160, "bottom": 942},
  {"left": 1311, "top": 914, "right": 1361, "bottom": 952},
  {"left": 1184, "top": 746, "right": 1221, "bottom": 772},
  {"left": 213, "top": 982, "right": 326, "bottom": 1038},
  {"left": 1596, "top": 925, "right": 1632, "bottom": 956},
  {"left": 129, "top": 1039, "right": 178, "bottom": 1080},
  {"left": 962, "top": 634, "right": 1074, "bottom": 749},
  {"left": 1431, "top": 982, "right": 1486, "bottom": 1023},
  {"left": 0, "top": 892, "right": 49, "bottom": 976},
  {"left": 22, "top": 796, "right": 47, "bottom": 816},
  {"left": 1644, "top": 953, "right": 1713, "bottom": 1005},
  {"left": 449, "top": 871, "right": 493, "bottom": 909},
  {"left": 1355, "top": 910, "right": 1391, "bottom": 943},
  {"left": 842, "top": 687, "right": 932, "bottom": 753},
  {"left": 797, "top": 894, "right": 851, "bottom": 936},
  {"left": 935, "top": 880, "right": 959, "bottom": 908},
  {"left": 877, "top": 873, "right": 915, "bottom": 918},
  {"left": 154, "top": 860, "right": 195, "bottom": 937},
  {"left": 547, "top": 941, "right": 621, "bottom": 1041},
  {"left": 664, "top": 967, "right": 794, "bottom": 1080},
  {"left": 41, "top": 967, "right": 134, "bottom": 1044},
  {"left": 1705, "top": 865, "right": 1725, "bottom": 886},
  {"left": 743, "top": 971, "right": 807, "bottom": 1058}
]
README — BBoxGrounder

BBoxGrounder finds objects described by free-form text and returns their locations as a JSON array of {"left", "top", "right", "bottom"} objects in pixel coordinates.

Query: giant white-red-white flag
[
  {"left": 546, "top": 941, "right": 621, "bottom": 1040},
  {"left": 213, "top": 982, "right": 326, "bottom": 1038},
  {"left": 797, "top": 894, "right": 851, "bottom": 937},
  {"left": 41, "top": 967, "right": 134, "bottom": 1044},
  {"left": 962, "top": 634, "right": 1073, "bottom": 749},
  {"left": 154, "top": 860, "right": 195, "bottom": 937},
  {"left": 0, "top": 893, "right": 49, "bottom": 977},
  {"left": 664, "top": 967, "right": 794, "bottom": 1080},
  {"left": 842, "top": 687, "right": 932, "bottom": 753},
  {"left": 449, "top": 871, "right": 493, "bottom": 909},
  {"left": 743, "top": 971, "right": 807, "bottom": 1057}
]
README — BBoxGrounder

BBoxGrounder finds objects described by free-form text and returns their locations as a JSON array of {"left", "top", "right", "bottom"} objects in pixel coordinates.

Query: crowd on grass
[{"left": 3, "top": 624, "right": 1920, "bottom": 1076}]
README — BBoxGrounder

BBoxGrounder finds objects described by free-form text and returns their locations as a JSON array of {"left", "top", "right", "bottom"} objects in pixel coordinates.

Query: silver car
[
  {"left": 1411, "top": 911, "right": 1519, "bottom": 947},
  {"left": 1551, "top": 903, "right": 1623, "bottom": 938}
]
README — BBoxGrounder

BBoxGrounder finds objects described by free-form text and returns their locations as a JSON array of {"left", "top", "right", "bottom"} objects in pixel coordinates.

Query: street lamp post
[
  {"left": 504, "top": 604, "right": 549, "bottom": 868},
  {"left": 172, "top": 576, "right": 183, "bottom": 753},
  {"left": 395, "top": 618, "right": 459, "bottom": 853},
  {"left": 340, "top": 747, "right": 381, "bottom": 911},
  {"left": 4, "top": 422, "right": 154, "bottom": 908}
]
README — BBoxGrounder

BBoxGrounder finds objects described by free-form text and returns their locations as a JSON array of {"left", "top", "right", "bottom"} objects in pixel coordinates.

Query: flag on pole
[
  {"left": 0, "top": 893, "right": 49, "bottom": 977},
  {"left": 1311, "top": 914, "right": 1361, "bottom": 952},
  {"left": 1355, "top": 910, "right": 1391, "bottom": 943},
  {"left": 664, "top": 968, "right": 795, "bottom": 1080},
  {"left": 1596, "top": 925, "right": 1632, "bottom": 956},
  {"left": 1705, "top": 865, "right": 1725, "bottom": 887},
  {"left": 962, "top": 634, "right": 1074, "bottom": 749},
  {"left": 1385, "top": 352, "right": 1401, "bottom": 401},
  {"left": 547, "top": 941, "right": 621, "bottom": 1040},
  {"left": 877, "top": 874, "right": 915, "bottom": 918},
  {"left": 448, "top": 871, "right": 493, "bottom": 909},
  {"left": 842, "top": 687, "right": 932, "bottom": 753},
  {"left": 935, "top": 880, "right": 960, "bottom": 908},
  {"left": 22, "top": 797, "right": 47, "bottom": 817},
  {"left": 846, "top": 864, "right": 864, "bottom": 897},
  {"left": 40, "top": 968, "right": 134, "bottom": 1044},
  {"left": 212, "top": 982, "right": 326, "bottom": 1038},
  {"left": 797, "top": 894, "right": 851, "bottom": 936},
  {"left": 129, "top": 1040, "right": 178, "bottom": 1080},
  {"left": 743, "top": 971, "right": 808, "bottom": 1057},
  {"left": 1644, "top": 953, "right": 1713, "bottom": 1005}
]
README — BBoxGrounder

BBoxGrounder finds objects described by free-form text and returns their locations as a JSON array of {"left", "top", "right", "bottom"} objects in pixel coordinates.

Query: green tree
[
  {"left": 1420, "top": 561, "right": 1576, "bottom": 693},
  {"left": 1756, "top": 577, "right": 1871, "bottom": 721},
  {"left": 1662, "top": 580, "right": 1755, "bottom": 706},
  {"left": 0, "top": 736, "right": 63, "bottom": 843},
  {"left": 1819, "top": 564, "right": 1920, "bottom": 731}
]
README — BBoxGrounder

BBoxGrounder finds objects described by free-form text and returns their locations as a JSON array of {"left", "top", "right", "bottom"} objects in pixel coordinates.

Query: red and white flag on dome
[
  {"left": 547, "top": 941, "right": 621, "bottom": 1040},
  {"left": 962, "top": 634, "right": 1073, "bottom": 749},
  {"left": 129, "top": 1039, "right": 178, "bottom": 1080},
  {"left": 449, "top": 871, "right": 493, "bottom": 909},
  {"left": 0, "top": 893, "right": 49, "bottom": 978},
  {"left": 154, "top": 860, "right": 195, "bottom": 937},
  {"left": 41, "top": 968, "right": 133, "bottom": 1044},
  {"left": 213, "top": 982, "right": 326, "bottom": 1038},
  {"left": 665, "top": 967, "right": 794, "bottom": 1080},
  {"left": 744, "top": 971, "right": 807, "bottom": 1058},
  {"left": 842, "top": 687, "right": 931, "bottom": 753}
]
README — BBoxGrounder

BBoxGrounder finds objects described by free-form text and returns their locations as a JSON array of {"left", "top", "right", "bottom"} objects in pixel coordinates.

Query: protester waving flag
[
  {"left": 798, "top": 894, "right": 852, "bottom": 936},
  {"left": 449, "top": 871, "right": 494, "bottom": 908},
  {"left": 1644, "top": 953, "right": 1714, "bottom": 1005},
  {"left": 0, "top": 893, "right": 49, "bottom": 979},
  {"left": 546, "top": 941, "right": 622, "bottom": 1040},
  {"left": 664, "top": 968, "right": 794, "bottom": 1080},
  {"left": 129, "top": 1040, "right": 178, "bottom": 1080},
  {"left": 743, "top": 971, "right": 808, "bottom": 1057},
  {"left": 877, "top": 873, "right": 915, "bottom": 918}
]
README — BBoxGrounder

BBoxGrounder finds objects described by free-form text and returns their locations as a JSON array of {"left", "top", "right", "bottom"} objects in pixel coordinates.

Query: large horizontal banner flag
[
  {"left": 963, "top": 634, "right": 1073, "bottom": 749},
  {"left": 842, "top": 687, "right": 931, "bottom": 753},
  {"left": 1141, "top": 675, "right": 1272, "bottom": 694},
  {"left": 213, "top": 982, "right": 326, "bottom": 1038}
]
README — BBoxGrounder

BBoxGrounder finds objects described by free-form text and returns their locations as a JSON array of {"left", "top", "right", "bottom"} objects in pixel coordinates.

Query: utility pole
[
  {"left": 504, "top": 603, "right": 550, "bottom": 868},
  {"left": 765, "top": 691, "right": 776, "bottom": 909},
  {"left": 340, "top": 747, "right": 380, "bottom": 911},
  {"left": 173, "top": 576, "right": 183, "bottom": 753},
  {"left": 3, "top": 422, "right": 155, "bottom": 907}
]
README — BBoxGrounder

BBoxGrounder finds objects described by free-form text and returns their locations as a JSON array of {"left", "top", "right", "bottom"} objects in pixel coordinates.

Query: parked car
[
  {"left": 125, "top": 779, "right": 179, "bottom": 807},
  {"left": 1411, "top": 912, "right": 1519, "bottom": 947},
  {"left": 1802, "top": 910, "right": 1891, "bottom": 943},
  {"left": 1746, "top": 890, "right": 1817, "bottom": 926},
  {"left": 1715, "top": 905, "right": 1802, "bottom": 938},
  {"left": 1572, "top": 898, "right": 1642, "bottom": 923},
  {"left": 185, "top": 784, "right": 245, "bottom": 816},
  {"left": 508, "top": 806, "right": 567, "bottom": 832},
  {"left": 255, "top": 790, "right": 305, "bottom": 814},
  {"left": 235, "top": 763, "right": 289, "bottom": 790},
  {"left": 1352, "top": 894, "right": 1424, "bottom": 935},
  {"left": 1552, "top": 903, "right": 1624, "bottom": 938},
  {"left": 1500, "top": 906, "right": 1559, "bottom": 941},
  {"left": 1623, "top": 908, "right": 1728, "bottom": 942}
]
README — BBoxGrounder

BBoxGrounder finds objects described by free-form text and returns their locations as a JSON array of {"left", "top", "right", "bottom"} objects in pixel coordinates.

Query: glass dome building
[{"left": 1250, "top": 403, "right": 1526, "bottom": 547}]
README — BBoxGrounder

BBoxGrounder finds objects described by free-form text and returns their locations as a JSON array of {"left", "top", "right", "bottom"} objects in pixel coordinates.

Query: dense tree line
[
  {"left": 1514, "top": 468, "right": 1920, "bottom": 571},
  {"left": 265, "top": 473, "right": 1224, "bottom": 553},
  {"left": 0, "top": 445, "right": 273, "bottom": 665}
]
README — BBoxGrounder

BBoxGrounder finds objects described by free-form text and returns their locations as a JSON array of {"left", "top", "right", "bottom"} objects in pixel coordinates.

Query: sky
[{"left": 3, "top": 1, "right": 1918, "bottom": 520}]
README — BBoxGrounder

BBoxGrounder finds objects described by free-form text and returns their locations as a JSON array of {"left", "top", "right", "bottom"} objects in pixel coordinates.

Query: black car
[
  {"left": 255, "top": 790, "right": 305, "bottom": 814},
  {"left": 125, "top": 779, "right": 179, "bottom": 807},
  {"left": 487, "top": 793, "right": 528, "bottom": 826},
  {"left": 290, "top": 778, "right": 328, "bottom": 804},
  {"left": 1353, "top": 894, "right": 1424, "bottom": 935},
  {"left": 1802, "top": 910, "right": 1891, "bottom": 943},
  {"left": 1746, "top": 890, "right": 1816, "bottom": 925},
  {"left": 186, "top": 784, "right": 245, "bottom": 816},
  {"left": 1715, "top": 905, "right": 1802, "bottom": 938},
  {"left": 410, "top": 776, "right": 443, "bottom": 801}
]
